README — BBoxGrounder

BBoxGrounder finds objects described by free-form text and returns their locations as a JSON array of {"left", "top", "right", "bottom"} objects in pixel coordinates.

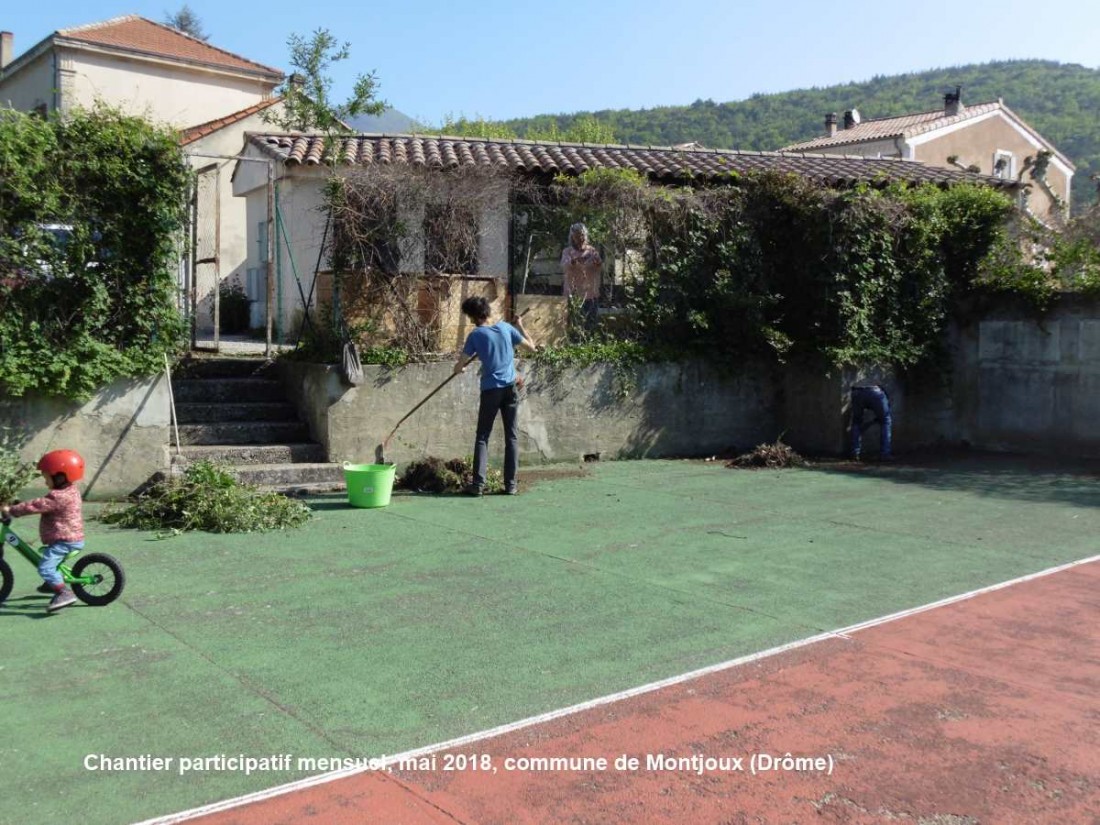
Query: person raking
[{"left": 454, "top": 297, "right": 537, "bottom": 496}]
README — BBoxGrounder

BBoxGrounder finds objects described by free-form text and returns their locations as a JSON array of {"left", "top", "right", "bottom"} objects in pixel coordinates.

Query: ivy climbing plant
[{"left": 0, "top": 106, "right": 190, "bottom": 400}]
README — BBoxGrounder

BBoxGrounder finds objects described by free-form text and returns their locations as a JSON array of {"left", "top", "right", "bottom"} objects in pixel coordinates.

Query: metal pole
[
  {"left": 213, "top": 165, "right": 222, "bottom": 351},
  {"left": 164, "top": 354, "right": 181, "bottom": 457},
  {"left": 265, "top": 163, "right": 275, "bottom": 358},
  {"left": 189, "top": 178, "right": 198, "bottom": 351}
]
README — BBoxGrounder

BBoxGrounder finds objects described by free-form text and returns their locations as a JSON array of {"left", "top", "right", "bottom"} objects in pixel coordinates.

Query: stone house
[
  {"left": 781, "top": 88, "right": 1074, "bottom": 226},
  {"left": 232, "top": 132, "right": 1018, "bottom": 350}
]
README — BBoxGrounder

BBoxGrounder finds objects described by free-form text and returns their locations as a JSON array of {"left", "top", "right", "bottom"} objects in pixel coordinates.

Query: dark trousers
[
  {"left": 850, "top": 386, "right": 892, "bottom": 458},
  {"left": 474, "top": 384, "right": 519, "bottom": 488}
]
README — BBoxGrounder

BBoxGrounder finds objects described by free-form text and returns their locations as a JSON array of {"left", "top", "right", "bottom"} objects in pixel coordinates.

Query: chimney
[
  {"left": 825, "top": 112, "right": 838, "bottom": 137},
  {"left": 1, "top": 32, "right": 13, "bottom": 70},
  {"left": 944, "top": 85, "right": 964, "bottom": 117},
  {"left": 843, "top": 110, "right": 856, "bottom": 130}
]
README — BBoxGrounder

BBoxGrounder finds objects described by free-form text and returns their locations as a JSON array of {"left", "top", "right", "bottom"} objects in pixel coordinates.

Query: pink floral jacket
[{"left": 9, "top": 485, "right": 84, "bottom": 544}]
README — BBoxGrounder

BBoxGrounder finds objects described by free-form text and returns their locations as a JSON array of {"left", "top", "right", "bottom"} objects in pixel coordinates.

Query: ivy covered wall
[{"left": 0, "top": 107, "right": 190, "bottom": 401}]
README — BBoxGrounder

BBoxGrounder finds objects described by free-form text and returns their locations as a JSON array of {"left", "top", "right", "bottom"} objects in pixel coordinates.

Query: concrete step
[
  {"left": 177, "top": 422, "right": 310, "bottom": 446},
  {"left": 175, "top": 357, "right": 277, "bottom": 380},
  {"left": 177, "top": 443, "right": 328, "bottom": 465},
  {"left": 175, "top": 402, "right": 298, "bottom": 424},
  {"left": 173, "top": 378, "right": 285, "bottom": 404},
  {"left": 231, "top": 462, "right": 345, "bottom": 487},
  {"left": 261, "top": 480, "right": 348, "bottom": 496}
]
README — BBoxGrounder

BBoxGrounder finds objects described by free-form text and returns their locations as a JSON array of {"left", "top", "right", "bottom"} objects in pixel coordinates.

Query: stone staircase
[{"left": 171, "top": 357, "right": 344, "bottom": 494}]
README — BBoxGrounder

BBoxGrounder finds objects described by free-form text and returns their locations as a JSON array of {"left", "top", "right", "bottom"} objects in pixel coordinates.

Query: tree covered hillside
[{"left": 503, "top": 60, "right": 1100, "bottom": 213}]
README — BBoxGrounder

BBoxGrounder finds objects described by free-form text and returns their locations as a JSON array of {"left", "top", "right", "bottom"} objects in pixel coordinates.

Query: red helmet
[{"left": 38, "top": 450, "right": 85, "bottom": 483}]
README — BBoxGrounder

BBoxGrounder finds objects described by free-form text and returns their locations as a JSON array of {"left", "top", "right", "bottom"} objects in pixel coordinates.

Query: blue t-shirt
[{"left": 463, "top": 321, "right": 524, "bottom": 391}]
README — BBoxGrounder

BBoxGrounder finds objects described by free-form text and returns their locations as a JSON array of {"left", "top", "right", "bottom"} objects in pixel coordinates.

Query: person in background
[
  {"left": 560, "top": 223, "right": 602, "bottom": 332},
  {"left": 454, "top": 298, "right": 537, "bottom": 495},
  {"left": 849, "top": 385, "right": 893, "bottom": 461}
]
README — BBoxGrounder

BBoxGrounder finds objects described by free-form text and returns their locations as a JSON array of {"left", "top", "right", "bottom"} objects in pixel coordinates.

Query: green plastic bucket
[{"left": 343, "top": 463, "right": 396, "bottom": 508}]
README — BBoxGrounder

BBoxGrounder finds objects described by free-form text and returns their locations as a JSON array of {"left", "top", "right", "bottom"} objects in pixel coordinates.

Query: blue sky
[{"left": 3, "top": 0, "right": 1098, "bottom": 124}]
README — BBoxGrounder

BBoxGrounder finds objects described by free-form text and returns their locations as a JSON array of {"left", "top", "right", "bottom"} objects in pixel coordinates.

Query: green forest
[{"left": 502, "top": 60, "right": 1100, "bottom": 214}]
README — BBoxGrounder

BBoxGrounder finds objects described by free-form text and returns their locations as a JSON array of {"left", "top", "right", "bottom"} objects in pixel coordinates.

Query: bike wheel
[
  {"left": 70, "top": 553, "right": 125, "bottom": 606},
  {"left": 0, "top": 557, "right": 12, "bottom": 604}
]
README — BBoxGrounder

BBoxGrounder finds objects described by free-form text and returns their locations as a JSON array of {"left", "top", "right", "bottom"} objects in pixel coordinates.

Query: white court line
[{"left": 135, "top": 553, "right": 1100, "bottom": 825}]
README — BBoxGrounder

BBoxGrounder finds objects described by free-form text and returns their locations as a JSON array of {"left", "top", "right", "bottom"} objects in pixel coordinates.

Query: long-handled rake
[{"left": 375, "top": 372, "right": 460, "bottom": 464}]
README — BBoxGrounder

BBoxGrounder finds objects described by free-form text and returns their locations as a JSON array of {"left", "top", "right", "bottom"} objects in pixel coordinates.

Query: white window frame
[{"left": 992, "top": 150, "right": 1016, "bottom": 180}]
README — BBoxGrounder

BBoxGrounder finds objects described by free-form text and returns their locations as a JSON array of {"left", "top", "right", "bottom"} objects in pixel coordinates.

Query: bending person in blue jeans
[
  {"left": 454, "top": 297, "right": 537, "bottom": 495},
  {"left": 850, "top": 384, "right": 893, "bottom": 460}
]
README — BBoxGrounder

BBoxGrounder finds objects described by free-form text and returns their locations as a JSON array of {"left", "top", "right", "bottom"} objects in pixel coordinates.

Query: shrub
[
  {"left": 523, "top": 171, "right": 1037, "bottom": 370},
  {"left": 0, "top": 107, "right": 189, "bottom": 400},
  {"left": 216, "top": 283, "right": 252, "bottom": 334},
  {"left": 0, "top": 430, "right": 37, "bottom": 505}
]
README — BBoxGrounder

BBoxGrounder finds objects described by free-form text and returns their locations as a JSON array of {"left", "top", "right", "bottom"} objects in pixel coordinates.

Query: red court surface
[{"left": 185, "top": 562, "right": 1099, "bottom": 824}]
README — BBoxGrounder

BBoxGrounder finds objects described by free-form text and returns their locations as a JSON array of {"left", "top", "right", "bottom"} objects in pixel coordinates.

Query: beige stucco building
[
  {"left": 0, "top": 16, "right": 284, "bottom": 340},
  {"left": 781, "top": 89, "right": 1074, "bottom": 225}
]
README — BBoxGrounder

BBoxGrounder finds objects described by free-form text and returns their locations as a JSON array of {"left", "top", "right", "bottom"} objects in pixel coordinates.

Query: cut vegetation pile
[
  {"left": 726, "top": 440, "right": 807, "bottom": 469},
  {"left": 101, "top": 461, "right": 312, "bottom": 534},
  {"left": 396, "top": 456, "right": 503, "bottom": 494}
]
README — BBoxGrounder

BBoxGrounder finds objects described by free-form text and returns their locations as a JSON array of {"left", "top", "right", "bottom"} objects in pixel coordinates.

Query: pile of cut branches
[
  {"left": 101, "top": 461, "right": 311, "bottom": 534},
  {"left": 726, "top": 440, "right": 807, "bottom": 470},
  {"left": 396, "top": 456, "right": 502, "bottom": 494}
]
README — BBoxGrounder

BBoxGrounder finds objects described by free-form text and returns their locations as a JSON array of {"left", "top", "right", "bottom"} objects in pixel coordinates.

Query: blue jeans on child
[
  {"left": 850, "top": 386, "right": 892, "bottom": 459},
  {"left": 39, "top": 540, "right": 83, "bottom": 587}
]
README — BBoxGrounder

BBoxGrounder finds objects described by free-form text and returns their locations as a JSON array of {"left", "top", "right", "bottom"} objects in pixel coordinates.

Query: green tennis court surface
[{"left": 2, "top": 455, "right": 1096, "bottom": 825}]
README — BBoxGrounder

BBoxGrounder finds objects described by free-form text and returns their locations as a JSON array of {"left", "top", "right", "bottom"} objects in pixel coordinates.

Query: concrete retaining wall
[
  {"left": 283, "top": 296, "right": 1100, "bottom": 466},
  {"left": 780, "top": 296, "right": 1100, "bottom": 459},
  {"left": 944, "top": 297, "right": 1100, "bottom": 455},
  {"left": 6, "top": 297, "right": 1099, "bottom": 499},
  {"left": 0, "top": 376, "right": 171, "bottom": 500},
  {"left": 281, "top": 359, "right": 781, "bottom": 466}
]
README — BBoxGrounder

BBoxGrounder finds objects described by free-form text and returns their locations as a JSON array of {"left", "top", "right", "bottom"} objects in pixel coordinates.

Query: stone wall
[{"left": 0, "top": 376, "right": 171, "bottom": 500}]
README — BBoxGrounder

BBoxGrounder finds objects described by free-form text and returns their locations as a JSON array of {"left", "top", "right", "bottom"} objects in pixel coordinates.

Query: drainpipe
[
  {"left": 52, "top": 49, "right": 60, "bottom": 112},
  {"left": 275, "top": 182, "right": 283, "bottom": 345},
  {"left": 266, "top": 162, "right": 276, "bottom": 356}
]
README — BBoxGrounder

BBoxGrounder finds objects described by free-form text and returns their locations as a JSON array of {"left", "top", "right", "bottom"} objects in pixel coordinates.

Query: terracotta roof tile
[
  {"left": 246, "top": 133, "right": 1017, "bottom": 190},
  {"left": 179, "top": 97, "right": 281, "bottom": 145},
  {"left": 58, "top": 15, "right": 281, "bottom": 78},
  {"left": 782, "top": 101, "right": 1005, "bottom": 151},
  {"left": 782, "top": 100, "right": 1074, "bottom": 171}
]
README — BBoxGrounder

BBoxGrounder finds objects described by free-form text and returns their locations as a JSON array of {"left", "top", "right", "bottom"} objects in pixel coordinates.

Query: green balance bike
[{"left": 0, "top": 515, "right": 125, "bottom": 607}]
